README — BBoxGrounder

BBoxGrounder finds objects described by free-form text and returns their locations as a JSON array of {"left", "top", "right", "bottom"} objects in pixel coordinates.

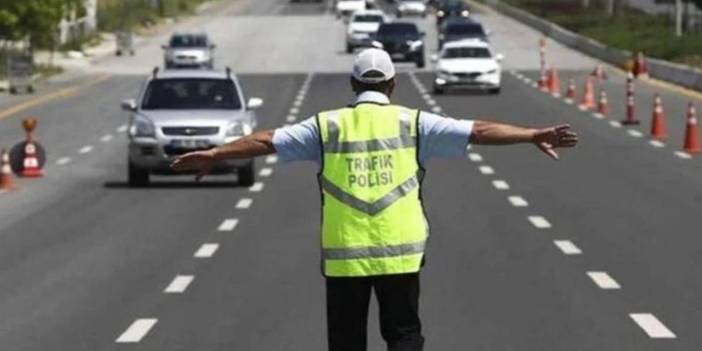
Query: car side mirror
[
  {"left": 247, "top": 97, "right": 264, "bottom": 110},
  {"left": 430, "top": 54, "right": 439, "bottom": 62},
  {"left": 121, "top": 99, "right": 137, "bottom": 111},
  {"left": 371, "top": 41, "right": 384, "bottom": 49},
  {"left": 495, "top": 53, "right": 505, "bottom": 61}
]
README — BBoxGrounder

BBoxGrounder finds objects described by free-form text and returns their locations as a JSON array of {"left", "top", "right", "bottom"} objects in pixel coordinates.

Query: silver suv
[
  {"left": 121, "top": 68, "right": 263, "bottom": 187},
  {"left": 162, "top": 32, "right": 215, "bottom": 69}
]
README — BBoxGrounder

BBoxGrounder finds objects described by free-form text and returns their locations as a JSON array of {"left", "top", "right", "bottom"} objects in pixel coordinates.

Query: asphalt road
[{"left": 0, "top": 0, "right": 701, "bottom": 350}]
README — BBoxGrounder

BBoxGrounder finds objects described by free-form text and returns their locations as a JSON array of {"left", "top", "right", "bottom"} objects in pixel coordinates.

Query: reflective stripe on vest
[{"left": 318, "top": 104, "right": 428, "bottom": 277}]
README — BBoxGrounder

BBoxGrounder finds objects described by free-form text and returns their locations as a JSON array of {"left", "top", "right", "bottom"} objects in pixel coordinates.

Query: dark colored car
[
  {"left": 373, "top": 22, "right": 425, "bottom": 68},
  {"left": 435, "top": 0, "right": 470, "bottom": 27},
  {"left": 438, "top": 19, "right": 487, "bottom": 48}
]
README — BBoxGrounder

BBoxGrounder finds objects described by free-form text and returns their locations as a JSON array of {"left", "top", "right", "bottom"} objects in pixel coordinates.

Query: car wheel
[
  {"left": 433, "top": 85, "right": 444, "bottom": 94},
  {"left": 346, "top": 43, "right": 353, "bottom": 54},
  {"left": 238, "top": 161, "right": 255, "bottom": 187},
  {"left": 128, "top": 161, "right": 150, "bottom": 187},
  {"left": 489, "top": 88, "right": 501, "bottom": 95},
  {"left": 416, "top": 57, "right": 425, "bottom": 68}
]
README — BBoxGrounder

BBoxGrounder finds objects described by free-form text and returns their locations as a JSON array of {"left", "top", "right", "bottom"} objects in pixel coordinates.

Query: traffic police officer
[{"left": 171, "top": 48, "right": 578, "bottom": 351}]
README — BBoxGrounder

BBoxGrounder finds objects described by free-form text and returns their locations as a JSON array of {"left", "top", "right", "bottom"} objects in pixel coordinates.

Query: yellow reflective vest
[{"left": 317, "top": 103, "right": 428, "bottom": 277}]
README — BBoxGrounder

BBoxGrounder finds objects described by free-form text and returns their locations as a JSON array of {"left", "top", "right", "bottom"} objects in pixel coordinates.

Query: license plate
[{"left": 169, "top": 139, "right": 210, "bottom": 149}]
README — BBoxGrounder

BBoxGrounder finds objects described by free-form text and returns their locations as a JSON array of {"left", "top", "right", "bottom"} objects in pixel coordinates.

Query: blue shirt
[{"left": 272, "top": 91, "right": 474, "bottom": 166}]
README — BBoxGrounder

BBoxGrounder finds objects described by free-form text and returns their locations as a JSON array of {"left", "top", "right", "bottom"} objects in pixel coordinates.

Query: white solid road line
[
  {"left": 55, "top": 157, "right": 72, "bottom": 165},
  {"left": 592, "top": 113, "right": 604, "bottom": 119},
  {"left": 629, "top": 313, "right": 676, "bottom": 338},
  {"left": 259, "top": 167, "right": 273, "bottom": 177},
  {"left": 164, "top": 275, "right": 194, "bottom": 294},
  {"left": 249, "top": 182, "right": 264, "bottom": 192},
  {"left": 609, "top": 121, "right": 622, "bottom": 128},
  {"left": 287, "top": 115, "right": 296, "bottom": 122},
  {"left": 265, "top": 155, "right": 278, "bottom": 164},
  {"left": 431, "top": 106, "right": 442, "bottom": 114},
  {"left": 100, "top": 134, "right": 113, "bottom": 142},
  {"left": 467, "top": 153, "right": 483, "bottom": 162},
  {"left": 627, "top": 129, "right": 644, "bottom": 138},
  {"left": 236, "top": 198, "right": 253, "bottom": 209},
  {"left": 587, "top": 271, "right": 621, "bottom": 289},
  {"left": 674, "top": 151, "right": 692, "bottom": 159},
  {"left": 115, "top": 319, "right": 158, "bottom": 343},
  {"left": 116, "top": 125, "right": 128, "bottom": 133},
  {"left": 426, "top": 99, "right": 436, "bottom": 106},
  {"left": 218, "top": 218, "right": 239, "bottom": 232},
  {"left": 194, "top": 243, "right": 219, "bottom": 258},
  {"left": 528, "top": 216, "right": 552, "bottom": 229},
  {"left": 478, "top": 165, "right": 494, "bottom": 175},
  {"left": 649, "top": 140, "right": 665, "bottom": 148},
  {"left": 492, "top": 180, "right": 509, "bottom": 190},
  {"left": 553, "top": 240, "right": 582, "bottom": 255},
  {"left": 290, "top": 107, "right": 299, "bottom": 115},
  {"left": 78, "top": 145, "right": 94, "bottom": 154},
  {"left": 508, "top": 196, "right": 529, "bottom": 207}
]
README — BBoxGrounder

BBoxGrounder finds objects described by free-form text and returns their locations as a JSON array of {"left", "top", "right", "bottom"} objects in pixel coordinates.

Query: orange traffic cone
[
  {"left": 634, "top": 52, "right": 649, "bottom": 79},
  {"left": 591, "top": 64, "right": 608, "bottom": 81},
  {"left": 565, "top": 78, "right": 576, "bottom": 101},
  {"left": 539, "top": 70, "right": 549, "bottom": 92},
  {"left": 20, "top": 142, "right": 43, "bottom": 177},
  {"left": 0, "top": 149, "right": 14, "bottom": 191},
  {"left": 548, "top": 68, "right": 561, "bottom": 97},
  {"left": 579, "top": 77, "right": 595, "bottom": 110},
  {"left": 650, "top": 94, "right": 667, "bottom": 140},
  {"left": 683, "top": 103, "right": 700, "bottom": 154},
  {"left": 596, "top": 90, "right": 608, "bottom": 117}
]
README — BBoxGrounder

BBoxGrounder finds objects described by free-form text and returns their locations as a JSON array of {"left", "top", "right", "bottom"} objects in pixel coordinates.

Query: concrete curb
[{"left": 479, "top": 0, "right": 702, "bottom": 92}]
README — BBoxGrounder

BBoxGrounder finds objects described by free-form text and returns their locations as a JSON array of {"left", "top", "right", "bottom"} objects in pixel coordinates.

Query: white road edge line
[
  {"left": 629, "top": 313, "right": 676, "bottom": 338},
  {"left": 492, "top": 180, "right": 509, "bottom": 190},
  {"left": 194, "top": 243, "right": 219, "bottom": 258},
  {"left": 467, "top": 153, "right": 483, "bottom": 162},
  {"left": 100, "top": 134, "right": 113, "bottom": 142},
  {"left": 78, "top": 145, "right": 94, "bottom": 154},
  {"left": 115, "top": 319, "right": 158, "bottom": 343},
  {"left": 587, "top": 271, "right": 621, "bottom": 289},
  {"left": 508, "top": 196, "right": 528, "bottom": 207},
  {"left": 259, "top": 167, "right": 273, "bottom": 177},
  {"left": 249, "top": 182, "right": 264, "bottom": 192},
  {"left": 528, "top": 216, "right": 551, "bottom": 229},
  {"left": 116, "top": 125, "right": 128, "bottom": 133},
  {"left": 164, "top": 275, "right": 194, "bottom": 294},
  {"left": 218, "top": 218, "right": 239, "bottom": 232},
  {"left": 265, "top": 155, "right": 278, "bottom": 164},
  {"left": 553, "top": 240, "right": 582, "bottom": 255},
  {"left": 56, "top": 157, "right": 72, "bottom": 165},
  {"left": 478, "top": 165, "right": 494, "bottom": 175},
  {"left": 236, "top": 198, "right": 253, "bottom": 209}
]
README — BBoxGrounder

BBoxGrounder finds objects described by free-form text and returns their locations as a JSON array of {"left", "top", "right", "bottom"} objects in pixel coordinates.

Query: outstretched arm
[
  {"left": 170, "top": 130, "right": 275, "bottom": 180},
  {"left": 469, "top": 120, "right": 578, "bottom": 160}
]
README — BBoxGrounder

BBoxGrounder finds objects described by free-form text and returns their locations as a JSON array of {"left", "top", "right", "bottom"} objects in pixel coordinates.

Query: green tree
[{"left": 0, "top": 0, "right": 83, "bottom": 50}]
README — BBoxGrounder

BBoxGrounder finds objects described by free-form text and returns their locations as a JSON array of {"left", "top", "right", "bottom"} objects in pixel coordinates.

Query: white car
[
  {"left": 432, "top": 39, "right": 503, "bottom": 94},
  {"left": 346, "top": 10, "right": 387, "bottom": 53},
  {"left": 336, "top": 0, "right": 366, "bottom": 18},
  {"left": 396, "top": 0, "right": 427, "bottom": 17}
]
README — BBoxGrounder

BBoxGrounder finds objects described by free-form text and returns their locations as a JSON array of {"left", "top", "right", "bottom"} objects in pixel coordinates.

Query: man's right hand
[{"left": 170, "top": 149, "right": 216, "bottom": 181}]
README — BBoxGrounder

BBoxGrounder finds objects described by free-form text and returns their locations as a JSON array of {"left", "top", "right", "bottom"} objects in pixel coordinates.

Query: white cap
[{"left": 352, "top": 48, "right": 396, "bottom": 83}]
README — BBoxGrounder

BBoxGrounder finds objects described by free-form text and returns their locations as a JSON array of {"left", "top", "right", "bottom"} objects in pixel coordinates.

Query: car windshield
[
  {"left": 442, "top": 1, "right": 467, "bottom": 10},
  {"left": 377, "top": 23, "right": 419, "bottom": 36},
  {"left": 442, "top": 47, "right": 491, "bottom": 58},
  {"left": 141, "top": 78, "right": 241, "bottom": 110},
  {"left": 354, "top": 15, "right": 383, "bottom": 22},
  {"left": 169, "top": 35, "right": 208, "bottom": 48},
  {"left": 447, "top": 24, "right": 485, "bottom": 36}
]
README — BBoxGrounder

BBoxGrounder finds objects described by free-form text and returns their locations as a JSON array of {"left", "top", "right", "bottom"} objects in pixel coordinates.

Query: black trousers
[{"left": 326, "top": 272, "right": 424, "bottom": 351}]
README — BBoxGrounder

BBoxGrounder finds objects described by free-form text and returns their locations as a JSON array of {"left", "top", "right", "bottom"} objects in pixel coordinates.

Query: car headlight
[
  {"left": 129, "top": 115, "right": 155, "bottom": 138},
  {"left": 437, "top": 10, "right": 445, "bottom": 17},
  {"left": 461, "top": 9, "right": 470, "bottom": 16},
  {"left": 226, "top": 121, "right": 253, "bottom": 136}
]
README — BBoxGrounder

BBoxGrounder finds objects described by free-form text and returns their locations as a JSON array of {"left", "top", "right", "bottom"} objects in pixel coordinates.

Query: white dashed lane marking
[
  {"left": 236, "top": 198, "right": 253, "bottom": 209},
  {"left": 116, "top": 125, "right": 128, "bottom": 133},
  {"left": 587, "top": 271, "right": 621, "bottom": 289},
  {"left": 674, "top": 151, "right": 692, "bottom": 159},
  {"left": 508, "top": 196, "right": 528, "bottom": 207},
  {"left": 56, "top": 157, "right": 72, "bottom": 166},
  {"left": 249, "top": 182, "right": 264, "bottom": 192},
  {"left": 649, "top": 140, "right": 665, "bottom": 148},
  {"left": 79, "top": 145, "right": 94, "bottom": 154},
  {"left": 290, "top": 107, "right": 299, "bottom": 115},
  {"left": 609, "top": 121, "right": 622, "bottom": 128},
  {"left": 164, "top": 275, "right": 194, "bottom": 294},
  {"left": 218, "top": 218, "right": 239, "bottom": 232},
  {"left": 467, "top": 153, "right": 483, "bottom": 162},
  {"left": 478, "top": 165, "right": 494, "bottom": 175},
  {"left": 265, "top": 155, "right": 278, "bottom": 164},
  {"left": 431, "top": 106, "right": 442, "bottom": 114},
  {"left": 553, "top": 240, "right": 582, "bottom": 255},
  {"left": 287, "top": 115, "right": 296, "bottom": 122},
  {"left": 629, "top": 313, "right": 676, "bottom": 339},
  {"left": 100, "top": 134, "right": 113, "bottom": 142},
  {"left": 492, "top": 180, "right": 509, "bottom": 190},
  {"left": 194, "top": 243, "right": 219, "bottom": 258},
  {"left": 115, "top": 319, "right": 158, "bottom": 343},
  {"left": 259, "top": 167, "right": 273, "bottom": 177},
  {"left": 528, "top": 216, "right": 551, "bottom": 229},
  {"left": 627, "top": 129, "right": 644, "bottom": 138}
]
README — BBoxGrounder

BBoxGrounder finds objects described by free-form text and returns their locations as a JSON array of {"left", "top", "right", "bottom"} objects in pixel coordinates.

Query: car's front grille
[
  {"left": 453, "top": 72, "right": 482, "bottom": 79},
  {"left": 162, "top": 126, "right": 219, "bottom": 136}
]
